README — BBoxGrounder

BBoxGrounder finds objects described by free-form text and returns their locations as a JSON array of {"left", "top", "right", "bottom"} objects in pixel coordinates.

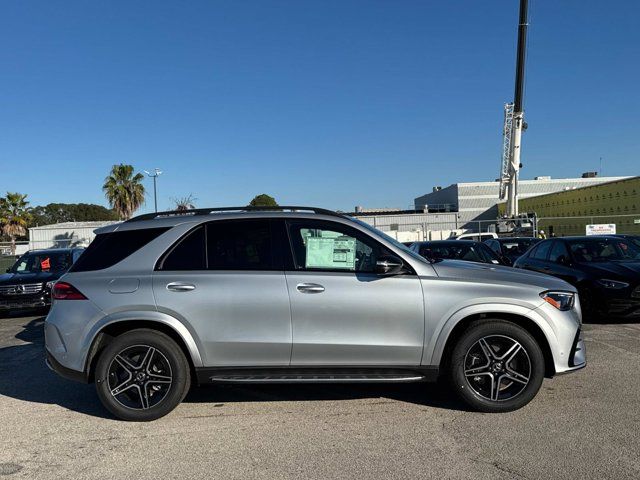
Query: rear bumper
[{"left": 45, "top": 349, "right": 88, "bottom": 383}]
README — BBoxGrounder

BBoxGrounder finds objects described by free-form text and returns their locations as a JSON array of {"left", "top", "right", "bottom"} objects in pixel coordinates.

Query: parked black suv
[
  {"left": 485, "top": 237, "right": 540, "bottom": 265},
  {"left": 513, "top": 236, "right": 640, "bottom": 319},
  {"left": 409, "top": 240, "right": 509, "bottom": 265},
  {"left": 0, "top": 248, "right": 84, "bottom": 314}
]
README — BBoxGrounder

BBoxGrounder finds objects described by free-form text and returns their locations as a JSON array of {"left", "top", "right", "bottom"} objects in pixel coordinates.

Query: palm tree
[
  {"left": 102, "top": 164, "right": 146, "bottom": 220},
  {"left": 0, "top": 192, "right": 32, "bottom": 255},
  {"left": 172, "top": 194, "right": 197, "bottom": 212}
]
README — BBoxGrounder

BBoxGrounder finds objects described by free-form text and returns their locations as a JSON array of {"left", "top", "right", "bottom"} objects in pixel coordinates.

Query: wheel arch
[
  {"left": 433, "top": 310, "right": 556, "bottom": 378},
  {"left": 83, "top": 313, "right": 203, "bottom": 383}
]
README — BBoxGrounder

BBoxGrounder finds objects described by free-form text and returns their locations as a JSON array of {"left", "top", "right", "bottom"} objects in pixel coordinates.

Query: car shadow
[
  {"left": 0, "top": 317, "right": 111, "bottom": 419},
  {"left": 183, "top": 381, "right": 470, "bottom": 412},
  {"left": 582, "top": 313, "right": 639, "bottom": 325},
  {"left": 0, "top": 318, "right": 469, "bottom": 420}
]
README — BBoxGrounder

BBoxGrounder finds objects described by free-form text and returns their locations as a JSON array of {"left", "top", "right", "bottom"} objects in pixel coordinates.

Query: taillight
[{"left": 52, "top": 282, "right": 87, "bottom": 300}]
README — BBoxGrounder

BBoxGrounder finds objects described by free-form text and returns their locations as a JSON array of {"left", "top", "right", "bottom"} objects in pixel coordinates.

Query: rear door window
[
  {"left": 157, "top": 226, "right": 206, "bottom": 270},
  {"left": 206, "top": 220, "right": 280, "bottom": 270},
  {"left": 70, "top": 227, "right": 170, "bottom": 272}
]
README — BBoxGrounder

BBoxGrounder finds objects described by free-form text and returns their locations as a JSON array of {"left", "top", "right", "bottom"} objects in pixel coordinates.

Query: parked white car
[{"left": 452, "top": 232, "right": 498, "bottom": 242}]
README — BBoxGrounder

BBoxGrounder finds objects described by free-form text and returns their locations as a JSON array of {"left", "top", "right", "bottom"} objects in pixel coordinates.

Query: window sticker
[{"left": 305, "top": 235, "right": 356, "bottom": 269}]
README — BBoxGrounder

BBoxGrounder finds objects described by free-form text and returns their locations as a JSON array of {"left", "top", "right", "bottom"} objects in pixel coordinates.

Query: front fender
[{"left": 425, "top": 302, "right": 560, "bottom": 368}]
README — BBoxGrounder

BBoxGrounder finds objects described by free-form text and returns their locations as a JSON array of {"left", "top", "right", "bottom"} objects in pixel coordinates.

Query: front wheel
[
  {"left": 95, "top": 329, "right": 191, "bottom": 421},
  {"left": 447, "top": 320, "right": 545, "bottom": 413}
]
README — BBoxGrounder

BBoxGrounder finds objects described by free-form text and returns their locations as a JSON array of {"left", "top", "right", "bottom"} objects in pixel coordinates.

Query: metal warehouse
[{"left": 28, "top": 221, "right": 120, "bottom": 251}]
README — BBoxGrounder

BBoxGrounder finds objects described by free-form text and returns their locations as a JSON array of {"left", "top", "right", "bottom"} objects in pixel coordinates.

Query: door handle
[
  {"left": 296, "top": 283, "right": 325, "bottom": 294},
  {"left": 166, "top": 282, "right": 196, "bottom": 292}
]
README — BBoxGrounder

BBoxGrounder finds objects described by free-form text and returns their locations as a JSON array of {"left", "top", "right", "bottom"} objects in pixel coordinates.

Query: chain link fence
[{"left": 362, "top": 213, "right": 640, "bottom": 243}]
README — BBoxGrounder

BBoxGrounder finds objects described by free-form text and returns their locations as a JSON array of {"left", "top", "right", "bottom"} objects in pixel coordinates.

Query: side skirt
[{"left": 195, "top": 366, "right": 439, "bottom": 385}]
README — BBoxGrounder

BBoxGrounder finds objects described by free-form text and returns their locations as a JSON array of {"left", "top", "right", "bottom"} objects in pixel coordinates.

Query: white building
[{"left": 28, "top": 221, "right": 120, "bottom": 251}]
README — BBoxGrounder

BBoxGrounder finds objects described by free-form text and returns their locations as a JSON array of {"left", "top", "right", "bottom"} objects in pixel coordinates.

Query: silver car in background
[{"left": 45, "top": 206, "right": 585, "bottom": 421}]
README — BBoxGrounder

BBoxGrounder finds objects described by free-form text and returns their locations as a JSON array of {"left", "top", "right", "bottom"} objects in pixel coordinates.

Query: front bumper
[
  {"left": 592, "top": 284, "right": 640, "bottom": 318},
  {"left": 531, "top": 300, "right": 586, "bottom": 375},
  {"left": 0, "top": 292, "right": 51, "bottom": 311},
  {"left": 565, "top": 328, "right": 586, "bottom": 371}
]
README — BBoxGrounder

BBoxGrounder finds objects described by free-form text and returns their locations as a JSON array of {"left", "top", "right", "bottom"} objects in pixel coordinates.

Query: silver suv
[{"left": 45, "top": 206, "right": 586, "bottom": 421}]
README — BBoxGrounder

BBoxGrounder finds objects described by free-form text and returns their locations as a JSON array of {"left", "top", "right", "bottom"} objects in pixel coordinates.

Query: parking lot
[{"left": 0, "top": 314, "right": 638, "bottom": 479}]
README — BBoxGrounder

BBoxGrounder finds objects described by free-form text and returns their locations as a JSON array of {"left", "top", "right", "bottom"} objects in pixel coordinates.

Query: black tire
[
  {"left": 95, "top": 329, "right": 191, "bottom": 421},
  {"left": 447, "top": 320, "right": 545, "bottom": 413}
]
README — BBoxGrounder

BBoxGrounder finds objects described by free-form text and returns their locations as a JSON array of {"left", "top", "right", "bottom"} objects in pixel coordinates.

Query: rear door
[
  {"left": 283, "top": 219, "right": 424, "bottom": 366},
  {"left": 153, "top": 219, "right": 291, "bottom": 367}
]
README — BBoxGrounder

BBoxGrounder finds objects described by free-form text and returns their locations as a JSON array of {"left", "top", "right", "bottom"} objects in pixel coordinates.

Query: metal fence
[{"left": 360, "top": 218, "right": 502, "bottom": 243}]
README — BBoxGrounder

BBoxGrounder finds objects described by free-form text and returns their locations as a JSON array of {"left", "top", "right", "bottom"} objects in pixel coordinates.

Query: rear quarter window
[{"left": 70, "top": 227, "right": 170, "bottom": 272}]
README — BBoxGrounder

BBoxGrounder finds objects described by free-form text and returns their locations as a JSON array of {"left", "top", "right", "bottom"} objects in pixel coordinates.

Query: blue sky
[{"left": 1, "top": 1, "right": 638, "bottom": 213}]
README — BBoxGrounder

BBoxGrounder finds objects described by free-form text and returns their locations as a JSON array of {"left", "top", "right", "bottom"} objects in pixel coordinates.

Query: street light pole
[{"left": 144, "top": 168, "right": 163, "bottom": 213}]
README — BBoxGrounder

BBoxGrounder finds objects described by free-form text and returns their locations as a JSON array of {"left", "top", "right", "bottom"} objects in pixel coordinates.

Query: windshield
[
  {"left": 350, "top": 218, "right": 431, "bottom": 264},
  {"left": 10, "top": 251, "right": 73, "bottom": 274},
  {"left": 567, "top": 238, "right": 640, "bottom": 262},
  {"left": 423, "top": 243, "right": 487, "bottom": 263},
  {"left": 500, "top": 238, "right": 538, "bottom": 256}
]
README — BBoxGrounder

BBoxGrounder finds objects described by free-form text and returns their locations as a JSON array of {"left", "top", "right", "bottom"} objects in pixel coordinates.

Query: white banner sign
[{"left": 585, "top": 224, "right": 616, "bottom": 236}]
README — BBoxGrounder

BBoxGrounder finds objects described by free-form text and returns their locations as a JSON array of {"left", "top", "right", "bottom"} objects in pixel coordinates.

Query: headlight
[
  {"left": 45, "top": 281, "right": 56, "bottom": 290},
  {"left": 540, "top": 291, "right": 575, "bottom": 311},
  {"left": 596, "top": 279, "right": 629, "bottom": 289}
]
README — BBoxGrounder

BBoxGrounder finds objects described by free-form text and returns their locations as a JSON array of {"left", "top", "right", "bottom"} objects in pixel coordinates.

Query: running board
[{"left": 196, "top": 367, "right": 438, "bottom": 385}]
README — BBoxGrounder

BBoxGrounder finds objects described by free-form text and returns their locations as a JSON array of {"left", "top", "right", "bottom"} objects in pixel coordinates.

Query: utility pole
[{"left": 144, "top": 168, "right": 163, "bottom": 213}]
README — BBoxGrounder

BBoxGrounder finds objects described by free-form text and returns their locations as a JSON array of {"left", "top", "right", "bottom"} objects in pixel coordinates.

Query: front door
[
  {"left": 284, "top": 219, "right": 424, "bottom": 366},
  {"left": 153, "top": 219, "right": 291, "bottom": 367}
]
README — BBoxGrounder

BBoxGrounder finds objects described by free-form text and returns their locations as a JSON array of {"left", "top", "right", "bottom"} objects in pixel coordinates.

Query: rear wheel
[
  {"left": 447, "top": 320, "right": 545, "bottom": 412},
  {"left": 95, "top": 329, "right": 191, "bottom": 421}
]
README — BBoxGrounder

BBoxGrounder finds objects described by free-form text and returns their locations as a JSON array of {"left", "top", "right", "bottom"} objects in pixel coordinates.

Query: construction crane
[{"left": 499, "top": 0, "right": 529, "bottom": 218}]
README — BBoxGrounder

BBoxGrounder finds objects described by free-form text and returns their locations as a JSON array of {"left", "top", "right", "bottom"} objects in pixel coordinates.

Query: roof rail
[{"left": 125, "top": 206, "right": 344, "bottom": 223}]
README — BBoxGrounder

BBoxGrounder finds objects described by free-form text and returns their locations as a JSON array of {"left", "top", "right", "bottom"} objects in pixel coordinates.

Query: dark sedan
[
  {"left": 409, "top": 240, "right": 509, "bottom": 265},
  {"left": 513, "top": 236, "right": 640, "bottom": 319},
  {"left": 0, "top": 248, "right": 84, "bottom": 314},
  {"left": 485, "top": 237, "right": 540, "bottom": 265}
]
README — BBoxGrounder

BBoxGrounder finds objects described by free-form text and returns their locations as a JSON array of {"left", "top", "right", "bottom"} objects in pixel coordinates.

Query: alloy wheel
[
  {"left": 107, "top": 345, "right": 173, "bottom": 410},
  {"left": 464, "top": 335, "right": 531, "bottom": 402}
]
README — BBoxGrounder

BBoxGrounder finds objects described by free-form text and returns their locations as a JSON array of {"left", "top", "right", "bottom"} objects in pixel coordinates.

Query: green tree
[
  {"left": 249, "top": 194, "right": 278, "bottom": 207},
  {"left": 29, "top": 203, "right": 119, "bottom": 226},
  {"left": 0, "top": 192, "right": 32, "bottom": 255},
  {"left": 102, "top": 164, "right": 146, "bottom": 220}
]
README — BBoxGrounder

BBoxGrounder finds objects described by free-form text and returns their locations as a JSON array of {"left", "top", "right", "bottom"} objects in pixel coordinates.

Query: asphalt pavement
[{"left": 0, "top": 313, "right": 638, "bottom": 479}]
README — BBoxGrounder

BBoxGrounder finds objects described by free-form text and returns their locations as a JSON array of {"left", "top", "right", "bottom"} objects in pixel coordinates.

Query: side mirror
[
  {"left": 375, "top": 255, "right": 404, "bottom": 275},
  {"left": 5, "top": 268, "right": 9, "bottom": 273}
]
